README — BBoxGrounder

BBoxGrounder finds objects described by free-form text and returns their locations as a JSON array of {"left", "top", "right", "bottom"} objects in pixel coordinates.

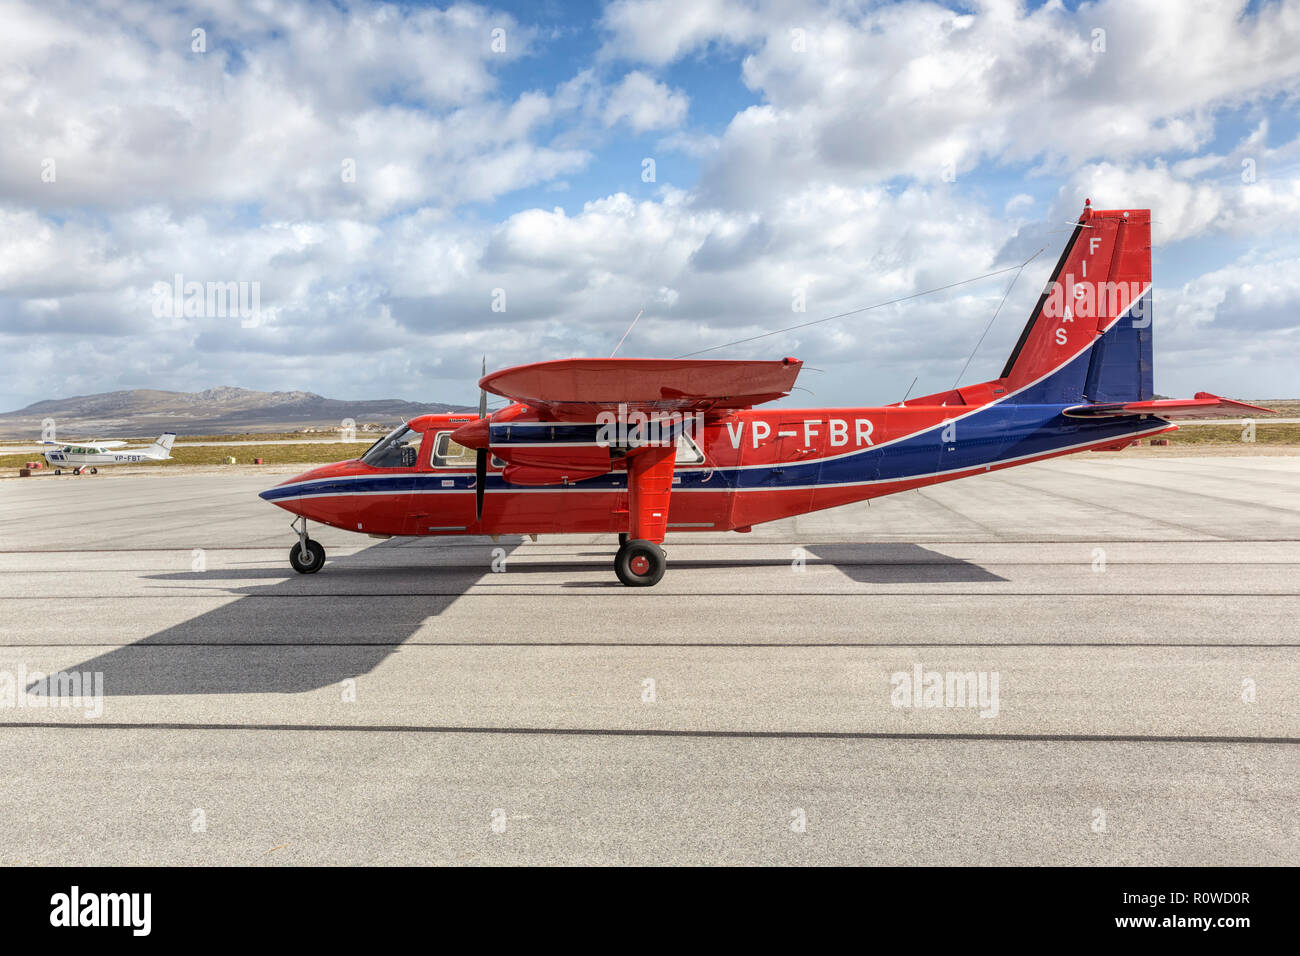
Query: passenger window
[{"left": 433, "top": 432, "right": 476, "bottom": 468}]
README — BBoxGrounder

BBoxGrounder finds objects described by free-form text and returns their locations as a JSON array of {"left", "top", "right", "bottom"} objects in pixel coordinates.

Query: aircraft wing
[
  {"left": 37, "top": 439, "right": 128, "bottom": 447},
  {"left": 466, "top": 357, "right": 802, "bottom": 549},
  {"left": 1063, "top": 393, "right": 1274, "bottom": 420},
  {"left": 479, "top": 357, "right": 803, "bottom": 422}
]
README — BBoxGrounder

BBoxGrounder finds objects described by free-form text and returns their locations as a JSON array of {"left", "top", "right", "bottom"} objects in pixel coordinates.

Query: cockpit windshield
[{"left": 361, "top": 424, "right": 423, "bottom": 468}]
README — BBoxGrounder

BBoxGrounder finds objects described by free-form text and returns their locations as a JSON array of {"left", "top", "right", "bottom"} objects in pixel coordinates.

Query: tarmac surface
[{"left": 1, "top": 454, "right": 1297, "bottom": 865}]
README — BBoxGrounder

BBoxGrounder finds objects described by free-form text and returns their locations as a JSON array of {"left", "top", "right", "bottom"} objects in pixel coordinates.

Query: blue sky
[{"left": 2, "top": 0, "right": 1299, "bottom": 414}]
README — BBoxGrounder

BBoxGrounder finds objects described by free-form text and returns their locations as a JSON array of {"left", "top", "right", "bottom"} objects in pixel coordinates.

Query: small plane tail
[
  {"left": 145, "top": 432, "right": 177, "bottom": 459},
  {"left": 1001, "top": 202, "right": 1153, "bottom": 405}
]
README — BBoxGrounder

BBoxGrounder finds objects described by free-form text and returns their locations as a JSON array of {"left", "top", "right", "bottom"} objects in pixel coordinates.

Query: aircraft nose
[
  {"left": 259, "top": 466, "right": 318, "bottom": 504},
  {"left": 259, "top": 462, "right": 352, "bottom": 507}
]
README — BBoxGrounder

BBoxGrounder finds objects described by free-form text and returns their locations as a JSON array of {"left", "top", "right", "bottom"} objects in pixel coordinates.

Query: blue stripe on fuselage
[
  {"left": 261, "top": 409, "right": 1155, "bottom": 501},
  {"left": 262, "top": 316, "right": 1160, "bottom": 504}
]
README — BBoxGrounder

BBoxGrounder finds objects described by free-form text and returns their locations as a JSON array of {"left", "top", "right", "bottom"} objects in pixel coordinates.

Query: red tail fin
[{"left": 1001, "top": 203, "right": 1152, "bottom": 404}]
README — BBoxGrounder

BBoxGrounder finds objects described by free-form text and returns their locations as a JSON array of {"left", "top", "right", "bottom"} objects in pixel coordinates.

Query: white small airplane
[{"left": 40, "top": 433, "right": 177, "bottom": 474}]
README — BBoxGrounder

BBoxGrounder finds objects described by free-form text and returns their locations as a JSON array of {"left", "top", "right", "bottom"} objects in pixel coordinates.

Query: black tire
[
  {"left": 89, "top": 467, "right": 98, "bottom": 474},
  {"left": 54, "top": 469, "right": 61, "bottom": 475},
  {"left": 289, "top": 539, "right": 326, "bottom": 574},
  {"left": 615, "top": 539, "right": 666, "bottom": 587},
  {"left": 618, "top": 532, "right": 629, "bottom": 547},
  {"left": 72, "top": 468, "right": 81, "bottom": 475}
]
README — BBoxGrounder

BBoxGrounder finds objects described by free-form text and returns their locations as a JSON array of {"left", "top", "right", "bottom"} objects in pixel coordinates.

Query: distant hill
[{"left": 0, "top": 387, "right": 473, "bottom": 439}]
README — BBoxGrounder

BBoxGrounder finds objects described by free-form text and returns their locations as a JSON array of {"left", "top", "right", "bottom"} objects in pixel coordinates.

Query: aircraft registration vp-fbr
[
  {"left": 261, "top": 203, "right": 1271, "bottom": 586},
  {"left": 41, "top": 433, "right": 176, "bottom": 474}
]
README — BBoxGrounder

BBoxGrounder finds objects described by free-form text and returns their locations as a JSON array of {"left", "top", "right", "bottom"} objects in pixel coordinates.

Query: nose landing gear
[{"left": 288, "top": 516, "right": 326, "bottom": 574}]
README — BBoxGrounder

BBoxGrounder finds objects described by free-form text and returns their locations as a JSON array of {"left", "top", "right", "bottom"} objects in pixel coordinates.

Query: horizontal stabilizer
[{"left": 1063, "top": 392, "right": 1274, "bottom": 420}]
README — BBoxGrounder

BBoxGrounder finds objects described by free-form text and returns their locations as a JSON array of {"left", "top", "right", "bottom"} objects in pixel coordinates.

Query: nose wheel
[
  {"left": 288, "top": 516, "right": 326, "bottom": 574},
  {"left": 615, "top": 538, "right": 666, "bottom": 587}
]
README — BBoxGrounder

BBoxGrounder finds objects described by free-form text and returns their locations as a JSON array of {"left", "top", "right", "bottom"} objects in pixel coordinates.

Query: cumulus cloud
[
  {"left": 632, "top": 0, "right": 1300, "bottom": 207},
  {"left": 603, "top": 71, "right": 690, "bottom": 131},
  {"left": 0, "top": 0, "right": 586, "bottom": 219},
  {"left": 1, "top": 0, "right": 1298, "bottom": 412},
  {"left": 600, "top": 0, "right": 761, "bottom": 64}
]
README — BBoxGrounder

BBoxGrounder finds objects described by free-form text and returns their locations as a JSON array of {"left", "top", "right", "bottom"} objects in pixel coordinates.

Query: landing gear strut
[
  {"left": 615, "top": 538, "right": 666, "bottom": 587},
  {"left": 288, "top": 515, "right": 325, "bottom": 574}
]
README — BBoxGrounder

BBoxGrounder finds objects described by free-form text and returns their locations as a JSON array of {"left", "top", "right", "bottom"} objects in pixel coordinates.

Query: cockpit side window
[{"left": 361, "top": 425, "right": 423, "bottom": 468}]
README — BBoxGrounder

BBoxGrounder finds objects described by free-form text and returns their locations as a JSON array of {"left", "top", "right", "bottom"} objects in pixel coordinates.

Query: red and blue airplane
[{"left": 261, "top": 203, "right": 1270, "bottom": 585}]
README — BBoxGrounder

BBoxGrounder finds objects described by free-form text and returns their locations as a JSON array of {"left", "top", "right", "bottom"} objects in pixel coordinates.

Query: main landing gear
[
  {"left": 615, "top": 538, "right": 666, "bottom": 587},
  {"left": 288, "top": 515, "right": 325, "bottom": 574}
]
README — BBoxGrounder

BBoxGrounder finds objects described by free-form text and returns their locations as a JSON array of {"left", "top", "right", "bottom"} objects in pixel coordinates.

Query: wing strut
[{"left": 626, "top": 444, "right": 676, "bottom": 544}]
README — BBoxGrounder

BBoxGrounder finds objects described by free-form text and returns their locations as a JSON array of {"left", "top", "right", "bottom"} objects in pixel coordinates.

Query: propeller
[{"left": 476, "top": 356, "right": 487, "bottom": 521}]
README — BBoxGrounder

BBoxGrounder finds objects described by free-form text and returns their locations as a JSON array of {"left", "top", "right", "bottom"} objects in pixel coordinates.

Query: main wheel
[
  {"left": 615, "top": 539, "right": 666, "bottom": 587},
  {"left": 72, "top": 467, "right": 81, "bottom": 475},
  {"left": 89, "top": 467, "right": 98, "bottom": 474},
  {"left": 289, "top": 539, "right": 326, "bottom": 574},
  {"left": 54, "top": 469, "right": 62, "bottom": 475}
]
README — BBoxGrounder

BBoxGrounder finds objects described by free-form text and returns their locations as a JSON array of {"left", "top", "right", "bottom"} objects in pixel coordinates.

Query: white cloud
[
  {"left": 0, "top": 0, "right": 586, "bottom": 219},
  {"left": 600, "top": 0, "right": 760, "bottom": 65},
  {"left": 603, "top": 71, "right": 690, "bottom": 132},
  {"left": 635, "top": 0, "right": 1300, "bottom": 207},
  {"left": 1, "top": 0, "right": 1299, "bottom": 412}
]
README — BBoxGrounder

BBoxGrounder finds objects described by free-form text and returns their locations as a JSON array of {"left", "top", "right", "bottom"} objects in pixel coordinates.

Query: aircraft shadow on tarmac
[
  {"left": 804, "top": 544, "right": 1007, "bottom": 584},
  {"left": 36, "top": 537, "right": 528, "bottom": 699},
  {"left": 42, "top": 540, "right": 1001, "bottom": 698}
]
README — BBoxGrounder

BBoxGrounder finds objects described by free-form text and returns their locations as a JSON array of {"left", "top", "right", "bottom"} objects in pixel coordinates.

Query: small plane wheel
[
  {"left": 89, "top": 467, "right": 98, "bottom": 474},
  {"left": 289, "top": 539, "right": 326, "bottom": 574},
  {"left": 54, "top": 469, "right": 62, "bottom": 475},
  {"left": 72, "top": 467, "right": 82, "bottom": 475},
  {"left": 618, "top": 532, "right": 629, "bottom": 547},
  {"left": 615, "top": 539, "right": 665, "bottom": 587}
]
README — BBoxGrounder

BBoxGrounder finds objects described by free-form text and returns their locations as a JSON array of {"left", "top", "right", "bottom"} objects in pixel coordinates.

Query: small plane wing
[
  {"left": 1063, "top": 393, "right": 1274, "bottom": 420},
  {"left": 479, "top": 357, "right": 803, "bottom": 421},
  {"left": 37, "top": 439, "right": 128, "bottom": 447}
]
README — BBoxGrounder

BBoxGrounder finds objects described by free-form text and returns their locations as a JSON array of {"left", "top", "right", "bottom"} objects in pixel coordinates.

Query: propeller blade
[
  {"left": 475, "top": 448, "right": 487, "bottom": 521},
  {"left": 476, "top": 357, "right": 487, "bottom": 520}
]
